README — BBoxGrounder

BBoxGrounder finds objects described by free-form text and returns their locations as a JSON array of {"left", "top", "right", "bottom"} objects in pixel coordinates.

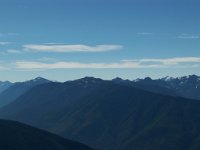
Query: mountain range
[
  {"left": 1, "top": 76, "right": 200, "bottom": 150},
  {"left": 0, "top": 77, "right": 51, "bottom": 108},
  {"left": 113, "top": 74, "right": 200, "bottom": 100},
  {"left": 1, "top": 74, "right": 200, "bottom": 108}
]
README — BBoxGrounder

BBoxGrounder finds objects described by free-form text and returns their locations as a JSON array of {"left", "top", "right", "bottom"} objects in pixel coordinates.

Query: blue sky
[{"left": 0, "top": 0, "right": 200, "bottom": 81}]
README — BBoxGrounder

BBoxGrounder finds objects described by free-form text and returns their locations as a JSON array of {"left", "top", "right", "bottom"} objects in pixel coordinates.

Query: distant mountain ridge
[
  {"left": 0, "top": 81, "right": 12, "bottom": 94},
  {"left": 1, "top": 77, "right": 200, "bottom": 150},
  {"left": 113, "top": 74, "right": 200, "bottom": 100},
  {"left": 0, "top": 77, "right": 51, "bottom": 108},
  {"left": 1, "top": 74, "right": 200, "bottom": 108}
]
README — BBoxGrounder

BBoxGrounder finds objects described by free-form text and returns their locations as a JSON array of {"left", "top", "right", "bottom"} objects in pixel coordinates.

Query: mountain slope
[
  {"left": 0, "top": 77, "right": 51, "bottom": 107},
  {"left": 1, "top": 77, "right": 200, "bottom": 150},
  {"left": 162, "top": 75, "right": 200, "bottom": 99},
  {"left": 0, "top": 81, "right": 12, "bottom": 94},
  {"left": 0, "top": 119, "right": 94, "bottom": 150},
  {"left": 113, "top": 75, "right": 200, "bottom": 100},
  {"left": 112, "top": 77, "right": 178, "bottom": 97}
]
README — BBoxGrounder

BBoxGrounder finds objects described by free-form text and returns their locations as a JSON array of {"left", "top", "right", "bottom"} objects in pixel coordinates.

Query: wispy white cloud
[
  {"left": 0, "top": 42, "right": 12, "bottom": 45},
  {"left": 137, "top": 32, "right": 153, "bottom": 35},
  {"left": 23, "top": 44, "right": 123, "bottom": 53},
  {"left": 37, "top": 57, "right": 58, "bottom": 62},
  {"left": 177, "top": 34, "right": 199, "bottom": 39},
  {"left": 14, "top": 57, "right": 200, "bottom": 70},
  {"left": 6, "top": 49, "right": 22, "bottom": 54},
  {"left": 123, "top": 57, "right": 200, "bottom": 65},
  {"left": 6, "top": 33, "right": 19, "bottom": 36},
  {"left": 14, "top": 61, "right": 142, "bottom": 69},
  {"left": 0, "top": 33, "right": 19, "bottom": 37}
]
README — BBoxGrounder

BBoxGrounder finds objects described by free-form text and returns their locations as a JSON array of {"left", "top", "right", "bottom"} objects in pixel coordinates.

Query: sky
[{"left": 0, "top": 0, "right": 200, "bottom": 82}]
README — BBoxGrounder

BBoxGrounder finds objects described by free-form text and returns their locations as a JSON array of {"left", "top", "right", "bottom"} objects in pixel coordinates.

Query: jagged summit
[
  {"left": 0, "top": 81, "right": 12, "bottom": 84},
  {"left": 0, "top": 81, "right": 12, "bottom": 88},
  {"left": 161, "top": 76, "right": 175, "bottom": 81},
  {"left": 75, "top": 76, "right": 103, "bottom": 84},
  {"left": 112, "top": 74, "right": 200, "bottom": 100},
  {"left": 112, "top": 77, "right": 123, "bottom": 81},
  {"left": 160, "top": 75, "right": 200, "bottom": 82},
  {"left": 0, "top": 77, "right": 51, "bottom": 108},
  {"left": 26, "top": 77, "right": 50, "bottom": 83}
]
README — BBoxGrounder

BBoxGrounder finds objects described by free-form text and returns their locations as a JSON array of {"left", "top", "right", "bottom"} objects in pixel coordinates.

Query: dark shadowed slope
[
  {"left": 0, "top": 77, "right": 51, "bottom": 108},
  {"left": 1, "top": 77, "right": 200, "bottom": 150},
  {"left": 0, "top": 119, "right": 94, "bottom": 150}
]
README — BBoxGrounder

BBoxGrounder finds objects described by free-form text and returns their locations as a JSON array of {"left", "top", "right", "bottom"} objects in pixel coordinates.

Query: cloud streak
[
  {"left": 23, "top": 44, "right": 123, "bottom": 53},
  {"left": 177, "top": 34, "right": 199, "bottom": 39},
  {"left": 6, "top": 49, "right": 22, "bottom": 54},
  {"left": 137, "top": 32, "right": 153, "bottom": 35},
  {"left": 123, "top": 57, "right": 200, "bottom": 65},
  {"left": 0, "top": 42, "right": 12, "bottom": 45},
  {"left": 14, "top": 57, "right": 200, "bottom": 70},
  {"left": 15, "top": 61, "right": 142, "bottom": 69},
  {"left": 0, "top": 33, "right": 19, "bottom": 37}
]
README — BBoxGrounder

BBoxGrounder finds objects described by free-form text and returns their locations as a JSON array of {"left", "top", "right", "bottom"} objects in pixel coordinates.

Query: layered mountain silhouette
[
  {"left": 0, "top": 119, "right": 93, "bottom": 150},
  {"left": 113, "top": 75, "right": 200, "bottom": 100},
  {"left": 0, "top": 77, "right": 51, "bottom": 107},
  {"left": 1, "top": 77, "right": 200, "bottom": 150}
]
